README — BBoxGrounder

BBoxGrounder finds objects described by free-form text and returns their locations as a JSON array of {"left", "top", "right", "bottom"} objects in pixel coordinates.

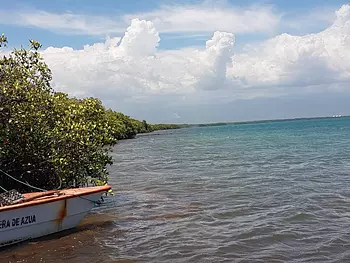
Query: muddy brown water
[
  {"left": 0, "top": 199, "right": 198, "bottom": 263},
  {"left": 0, "top": 211, "right": 132, "bottom": 263}
]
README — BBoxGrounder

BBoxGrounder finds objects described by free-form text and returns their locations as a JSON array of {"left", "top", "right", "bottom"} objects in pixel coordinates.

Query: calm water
[{"left": 2, "top": 117, "right": 350, "bottom": 262}]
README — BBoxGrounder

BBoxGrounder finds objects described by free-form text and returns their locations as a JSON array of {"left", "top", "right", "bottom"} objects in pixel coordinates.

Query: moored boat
[{"left": 0, "top": 185, "right": 111, "bottom": 248}]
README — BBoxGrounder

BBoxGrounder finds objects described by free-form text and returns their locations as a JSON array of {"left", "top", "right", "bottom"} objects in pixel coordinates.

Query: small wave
[
  {"left": 284, "top": 212, "right": 316, "bottom": 222},
  {"left": 150, "top": 211, "right": 193, "bottom": 220}
]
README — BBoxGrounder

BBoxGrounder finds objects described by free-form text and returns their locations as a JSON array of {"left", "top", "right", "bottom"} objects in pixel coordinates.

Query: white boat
[{"left": 0, "top": 185, "right": 111, "bottom": 248}]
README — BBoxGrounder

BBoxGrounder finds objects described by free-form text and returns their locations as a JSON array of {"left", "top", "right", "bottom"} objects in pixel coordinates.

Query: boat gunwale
[{"left": 0, "top": 185, "right": 111, "bottom": 212}]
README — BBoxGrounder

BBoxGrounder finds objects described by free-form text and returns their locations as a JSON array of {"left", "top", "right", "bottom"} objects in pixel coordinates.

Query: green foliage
[
  {"left": 150, "top": 123, "right": 188, "bottom": 130},
  {"left": 0, "top": 36, "right": 55, "bottom": 191},
  {"left": 0, "top": 34, "right": 8, "bottom": 48},
  {"left": 0, "top": 35, "right": 184, "bottom": 193}
]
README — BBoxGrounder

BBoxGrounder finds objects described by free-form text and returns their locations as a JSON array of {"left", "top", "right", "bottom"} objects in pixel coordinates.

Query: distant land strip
[{"left": 167, "top": 115, "right": 350, "bottom": 128}]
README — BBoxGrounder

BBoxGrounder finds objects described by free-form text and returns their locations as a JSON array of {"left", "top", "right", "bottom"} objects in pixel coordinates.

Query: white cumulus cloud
[
  {"left": 196, "top": 31, "right": 235, "bottom": 90},
  {"left": 41, "top": 18, "right": 238, "bottom": 100},
  {"left": 118, "top": 19, "right": 160, "bottom": 57},
  {"left": 229, "top": 4, "right": 350, "bottom": 88}
]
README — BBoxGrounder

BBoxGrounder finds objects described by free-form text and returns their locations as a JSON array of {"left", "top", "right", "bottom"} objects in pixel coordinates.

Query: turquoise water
[
  {"left": 104, "top": 117, "right": 350, "bottom": 262},
  {"left": 2, "top": 117, "right": 350, "bottom": 262}
]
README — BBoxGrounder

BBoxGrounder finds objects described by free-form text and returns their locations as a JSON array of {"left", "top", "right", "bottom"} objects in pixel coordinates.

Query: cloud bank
[
  {"left": 231, "top": 5, "right": 350, "bottom": 88},
  {"left": 39, "top": 5, "right": 350, "bottom": 101}
]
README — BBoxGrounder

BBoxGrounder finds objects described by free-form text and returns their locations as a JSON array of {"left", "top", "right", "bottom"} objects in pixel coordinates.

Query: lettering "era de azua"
[{"left": 0, "top": 215, "right": 36, "bottom": 229}]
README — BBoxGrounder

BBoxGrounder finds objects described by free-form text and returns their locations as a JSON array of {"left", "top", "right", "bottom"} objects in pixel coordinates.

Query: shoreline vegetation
[{"left": 0, "top": 35, "right": 184, "bottom": 193}]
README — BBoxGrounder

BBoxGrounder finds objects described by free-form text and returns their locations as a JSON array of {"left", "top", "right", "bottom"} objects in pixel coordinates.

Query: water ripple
[
  {"left": 100, "top": 118, "right": 350, "bottom": 262},
  {"left": 2, "top": 118, "right": 350, "bottom": 262}
]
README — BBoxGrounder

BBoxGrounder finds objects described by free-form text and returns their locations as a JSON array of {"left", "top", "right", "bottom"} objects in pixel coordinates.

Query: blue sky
[
  {"left": 1, "top": 0, "right": 344, "bottom": 49},
  {"left": 1, "top": 0, "right": 350, "bottom": 123}
]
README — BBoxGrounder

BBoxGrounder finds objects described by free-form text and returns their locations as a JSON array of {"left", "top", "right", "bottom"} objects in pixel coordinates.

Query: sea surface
[{"left": 2, "top": 117, "right": 350, "bottom": 262}]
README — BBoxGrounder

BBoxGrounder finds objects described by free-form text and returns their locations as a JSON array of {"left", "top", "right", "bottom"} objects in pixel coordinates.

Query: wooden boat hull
[{"left": 0, "top": 185, "right": 111, "bottom": 248}]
